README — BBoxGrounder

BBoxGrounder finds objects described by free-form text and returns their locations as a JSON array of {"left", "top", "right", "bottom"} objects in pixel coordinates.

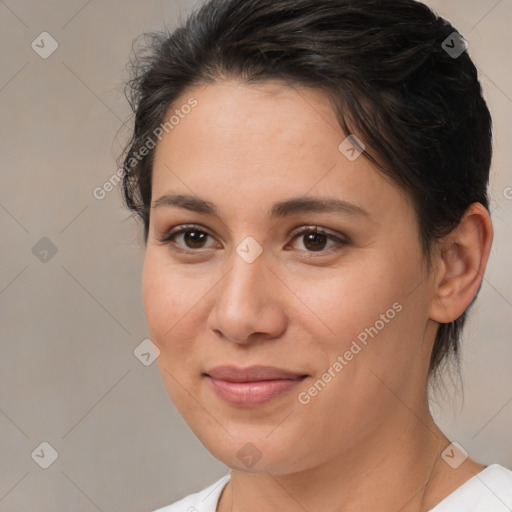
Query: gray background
[{"left": 0, "top": 0, "right": 511, "bottom": 510}]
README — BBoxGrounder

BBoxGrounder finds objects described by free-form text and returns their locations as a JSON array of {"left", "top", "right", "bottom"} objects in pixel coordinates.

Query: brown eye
[
  {"left": 157, "top": 224, "right": 217, "bottom": 251},
  {"left": 181, "top": 229, "right": 209, "bottom": 249},
  {"left": 301, "top": 231, "right": 328, "bottom": 251},
  {"left": 289, "top": 227, "right": 348, "bottom": 253}
]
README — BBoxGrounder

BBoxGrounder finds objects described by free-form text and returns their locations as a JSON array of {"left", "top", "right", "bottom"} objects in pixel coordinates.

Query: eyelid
[
  {"left": 288, "top": 225, "right": 347, "bottom": 241},
  {"left": 155, "top": 223, "right": 218, "bottom": 248}
]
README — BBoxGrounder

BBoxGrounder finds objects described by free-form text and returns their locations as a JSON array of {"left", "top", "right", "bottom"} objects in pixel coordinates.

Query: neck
[{"left": 217, "top": 409, "right": 469, "bottom": 512}]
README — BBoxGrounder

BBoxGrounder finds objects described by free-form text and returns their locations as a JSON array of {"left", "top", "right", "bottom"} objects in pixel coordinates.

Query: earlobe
[{"left": 429, "top": 203, "right": 494, "bottom": 324}]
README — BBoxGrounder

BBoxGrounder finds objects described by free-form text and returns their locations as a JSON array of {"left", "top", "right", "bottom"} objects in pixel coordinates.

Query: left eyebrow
[
  {"left": 152, "top": 193, "right": 371, "bottom": 219},
  {"left": 269, "top": 196, "right": 370, "bottom": 219}
]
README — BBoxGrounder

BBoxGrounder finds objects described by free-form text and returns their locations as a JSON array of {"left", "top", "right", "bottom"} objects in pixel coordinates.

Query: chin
[{"left": 193, "top": 427, "right": 312, "bottom": 476}]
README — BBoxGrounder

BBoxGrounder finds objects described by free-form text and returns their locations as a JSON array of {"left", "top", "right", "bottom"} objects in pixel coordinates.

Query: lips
[
  {"left": 204, "top": 365, "right": 308, "bottom": 407},
  {"left": 205, "top": 365, "right": 307, "bottom": 382}
]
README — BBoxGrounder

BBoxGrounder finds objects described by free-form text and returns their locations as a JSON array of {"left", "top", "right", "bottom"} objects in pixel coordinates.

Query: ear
[{"left": 429, "top": 202, "right": 494, "bottom": 323}]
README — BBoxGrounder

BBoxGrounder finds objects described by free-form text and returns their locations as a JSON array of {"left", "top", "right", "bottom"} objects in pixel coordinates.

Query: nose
[{"left": 207, "top": 247, "right": 288, "bottom": 345}]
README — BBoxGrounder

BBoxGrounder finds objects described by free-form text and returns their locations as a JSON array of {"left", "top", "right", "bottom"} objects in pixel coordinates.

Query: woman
[{"left": 119, "top": 0, "right": 512, "bottom": 510}]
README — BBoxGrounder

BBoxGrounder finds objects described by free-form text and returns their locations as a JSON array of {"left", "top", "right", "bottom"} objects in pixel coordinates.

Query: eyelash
[{"left": 156, "top": 224, "right": 349, "bottom": 256}]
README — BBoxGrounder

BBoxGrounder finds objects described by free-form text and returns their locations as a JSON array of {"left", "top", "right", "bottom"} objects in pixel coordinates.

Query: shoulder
[
  {"left": 152, "top": 473, "right": 231, "bottom": 512},
  {"left": 430, "top": 464, "right": 512, "bottom": 511}
]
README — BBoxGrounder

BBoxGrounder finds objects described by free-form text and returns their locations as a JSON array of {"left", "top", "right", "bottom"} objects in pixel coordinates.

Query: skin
[{"left": 142, "top": 79, "right": 493, "bottom": 511}]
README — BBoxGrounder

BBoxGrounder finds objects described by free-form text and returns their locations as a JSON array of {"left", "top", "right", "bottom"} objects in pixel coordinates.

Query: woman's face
[{"left": 143, "top": 79, "right": 439, "bottom": 474}]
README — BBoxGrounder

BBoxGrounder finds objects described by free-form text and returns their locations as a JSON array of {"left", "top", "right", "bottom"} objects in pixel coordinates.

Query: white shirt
[{"left": 153, "top": 464, "right": 512, "bottom": 512}]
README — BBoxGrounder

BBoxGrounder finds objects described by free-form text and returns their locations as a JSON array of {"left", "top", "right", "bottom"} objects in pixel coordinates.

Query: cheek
[
  {"left": 142, "top": 254, "right": 203, "bottom": 411},
  {"left": 142, "top": 252, "right": 189, "bottom": 353},
  {"left": 291, "top": 260, "right": 406, "bottom": 345},
  {"left": 293, "top": 249, "right": 426, "bottom": 379},
  {"left": 142, "top": 258, "right": 166, "bottom": 347}
]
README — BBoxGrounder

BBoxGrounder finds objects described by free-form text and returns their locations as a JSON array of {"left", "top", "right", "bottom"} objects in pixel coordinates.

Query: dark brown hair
[{"left": 118, "top": 0, "right": 492, "bottom": 381}]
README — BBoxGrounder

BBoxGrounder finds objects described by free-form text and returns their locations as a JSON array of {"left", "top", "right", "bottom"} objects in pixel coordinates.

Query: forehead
[
  {"left": 153, "top": 78, "right": 346, "bottom": 172},
  {"left": 151, "top": 79, "right": 410, "bottom": 221}
]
